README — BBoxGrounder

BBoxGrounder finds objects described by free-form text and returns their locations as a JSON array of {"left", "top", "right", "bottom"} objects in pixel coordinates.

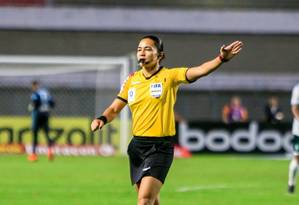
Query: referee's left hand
[
  {"left": 220, "top": 41, "right": 243, "bottom": 61},
  {"left": 91, "top": 119, "right": 104, "bottom": 132}
]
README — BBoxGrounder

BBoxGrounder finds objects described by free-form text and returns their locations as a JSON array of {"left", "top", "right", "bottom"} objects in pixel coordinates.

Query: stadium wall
[
  {"left": 0, "top": 31, "right": 297, "bottom": 121},
  {"left": 0, "top": 31, "right": 298, "bottom": 74},
  {"left": 0, "top": 87, "right": 292, "bottom": 121}
]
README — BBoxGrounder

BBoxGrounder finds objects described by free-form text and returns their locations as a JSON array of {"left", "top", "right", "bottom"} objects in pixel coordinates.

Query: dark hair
[
  {"left": 141, "top": 35, "right": 164, "bottom": 53},
  {"left": 141, "top": 35, "right": 165, "bottom": 61},
  {"left": 31, "top": 80, "right": 39, "bottom": 86}
]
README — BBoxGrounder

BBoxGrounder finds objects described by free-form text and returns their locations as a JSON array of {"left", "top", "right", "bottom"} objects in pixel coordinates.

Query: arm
[
  {"left": 91, "top": 98, "right": 127, "bottom": 132},
  {"left": 264, "top": 106, "right": 273, "bottom": 122},
  {"left": 31, "top": 93, "right": 41, "bottom": 109},
  {"left": 241, "top": 108, "right": 249, "bottom": 122},
  {"left": 222, "top": 105, "right": 229, "bottom": 123},
  {"left": 49, "top": 96, "right": 55, "bottom": 108},
  {"left": 186, "top": 41, "right": 243, "bottom": 82},
  {"left": 292, "top": 105, "right": 299, "bottom": 120},
  {"left": 174, "top": 111, "right": 186, "bottom": 123}
]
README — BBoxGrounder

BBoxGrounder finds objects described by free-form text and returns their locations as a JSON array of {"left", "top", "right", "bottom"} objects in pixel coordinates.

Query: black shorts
[{"left": 127, "top": 136, "right": 174, "bottom": 185}]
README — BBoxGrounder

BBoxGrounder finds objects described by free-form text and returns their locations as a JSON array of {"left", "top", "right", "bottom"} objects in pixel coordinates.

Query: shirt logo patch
[
  {"left": 150, "top": 83, "right": 163, "bottom": 98},
  {"left": 128, "top": 88, "right": 136, "bottom": 103}
]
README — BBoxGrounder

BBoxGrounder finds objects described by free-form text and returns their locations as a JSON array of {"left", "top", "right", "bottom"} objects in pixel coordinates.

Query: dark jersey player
[{"left": 28, "top": 81, "right": 55, "bottom": 162}]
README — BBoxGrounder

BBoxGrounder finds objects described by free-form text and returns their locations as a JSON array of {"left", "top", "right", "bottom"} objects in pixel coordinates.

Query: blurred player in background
[
  {"left": 264, "top": 96, "right": 284, "bottom": 124},
  {"left": 91, "top": 35, "right": 243, "bottom": 205},
  {"left": 222, "top": 96, "right": 248, "bottom": 124},
  {"left": 288, "top": 83, "right": 299, "bottom": 193},
  {"left": 28, "top": 81, "right": 55, "bottom": 162}
]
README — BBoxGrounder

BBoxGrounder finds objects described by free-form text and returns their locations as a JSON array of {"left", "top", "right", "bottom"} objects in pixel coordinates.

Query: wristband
[
  {"left": 218, "top": 55, "right": 229, "bottom": 62},
  {"left": 96, "top": 115, "right": 108, "bottom": 125}
]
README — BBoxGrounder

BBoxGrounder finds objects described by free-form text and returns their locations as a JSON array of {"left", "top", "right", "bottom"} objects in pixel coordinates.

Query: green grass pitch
[{"left": 0, "top": 154, "right": 298, "bottom": 205}]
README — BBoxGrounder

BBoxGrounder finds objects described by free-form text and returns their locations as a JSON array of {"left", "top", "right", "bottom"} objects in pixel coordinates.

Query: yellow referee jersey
[{"left": 117, "top": 67, "right": 190, "bottom": 137}]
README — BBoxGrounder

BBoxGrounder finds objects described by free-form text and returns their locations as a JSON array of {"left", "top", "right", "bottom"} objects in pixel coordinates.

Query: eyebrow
[{"left": 137, "top": 46, "right": 153, "bottom": 49}]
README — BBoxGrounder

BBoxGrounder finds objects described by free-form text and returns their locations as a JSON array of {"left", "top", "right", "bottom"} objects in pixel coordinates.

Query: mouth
[{"left": 138, "top": 59, "right": 146, "bottom": 64}]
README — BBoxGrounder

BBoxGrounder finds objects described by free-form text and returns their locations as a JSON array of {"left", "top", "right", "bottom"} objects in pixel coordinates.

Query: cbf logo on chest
[{"left": 150, "top": 83, "right": 163, "bottom": 98}]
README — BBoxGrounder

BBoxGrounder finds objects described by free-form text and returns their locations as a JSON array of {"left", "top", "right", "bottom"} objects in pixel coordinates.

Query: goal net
[{"left": 0, "top": 55, "right": 132, "bottom": 156}]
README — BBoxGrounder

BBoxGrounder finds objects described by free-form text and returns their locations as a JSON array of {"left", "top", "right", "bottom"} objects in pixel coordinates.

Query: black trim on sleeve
[
  {"left": 117, "top": 96, "right": 128, "bottom": 103},
  {"left": 185, "top": 68, "right": 196, "bottom": 83}
]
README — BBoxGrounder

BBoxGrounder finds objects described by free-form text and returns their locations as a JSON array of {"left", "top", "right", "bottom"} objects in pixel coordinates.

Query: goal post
[{"left": 0, "top": 55, "right": 131, "bottom": 155}]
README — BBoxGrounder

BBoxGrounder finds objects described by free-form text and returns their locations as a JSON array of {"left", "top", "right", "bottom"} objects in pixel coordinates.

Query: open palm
[{"left": 220, "top": 41, "right": 243, "bottom": 61}]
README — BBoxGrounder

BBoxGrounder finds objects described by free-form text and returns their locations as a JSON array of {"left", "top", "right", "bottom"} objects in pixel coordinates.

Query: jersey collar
[{"left": 142, "top": 66, "right": 163, "bottom": 80}]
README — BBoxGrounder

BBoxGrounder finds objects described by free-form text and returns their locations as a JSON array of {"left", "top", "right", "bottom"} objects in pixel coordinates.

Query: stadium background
[
  {"left": 1, "top": 1, "right": 299, "bottom": 205},
  {"left": 0, "top": 1, "right": 299, "bottom": 121},
  {"left": 0, "top": 0, "right": 299, "bottom": 152}
]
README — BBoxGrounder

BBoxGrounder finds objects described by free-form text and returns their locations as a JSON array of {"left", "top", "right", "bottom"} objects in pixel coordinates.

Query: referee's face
[{"left": 137, "top": 38, "right": 159, "bottom": 68}]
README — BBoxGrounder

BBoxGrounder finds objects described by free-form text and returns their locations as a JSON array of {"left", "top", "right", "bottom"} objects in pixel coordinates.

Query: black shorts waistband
[{"left": 133, "top": 136, "right": 174, "bottom": 142}]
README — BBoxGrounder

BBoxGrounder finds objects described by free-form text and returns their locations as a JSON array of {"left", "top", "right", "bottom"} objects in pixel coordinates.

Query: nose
[
  {"left": 138, "top": 53, "right": 146, "bottom": 61},
  {"left": 138, "top": 49, "right": 145, "bottom": 55}
]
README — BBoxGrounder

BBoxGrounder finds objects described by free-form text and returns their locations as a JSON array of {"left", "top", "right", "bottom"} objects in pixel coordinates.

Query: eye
[{"left": 145, "top": 47, "right": 153, "bottom": 51}]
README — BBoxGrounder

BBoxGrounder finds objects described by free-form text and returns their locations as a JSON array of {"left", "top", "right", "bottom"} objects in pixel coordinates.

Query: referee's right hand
[{"left": 91, "top": 119, "right": 104, "bottom": 132}]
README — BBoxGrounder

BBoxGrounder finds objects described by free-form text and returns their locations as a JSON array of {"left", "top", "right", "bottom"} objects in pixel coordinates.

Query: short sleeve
[
  {"left": 31, "top": 93, "right": 39, "bottom": 102},
  {"left": 291, "top": 84, "right": 299, "bottom": 105},
  {"left": 117, "top": 75, "right": 132, "bottom": 103},
  {"left": 170, "top": 67, "right": 191, "bottom": 85}
]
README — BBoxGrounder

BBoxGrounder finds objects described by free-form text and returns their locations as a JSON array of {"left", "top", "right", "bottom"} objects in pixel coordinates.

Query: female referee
[{"left": 91, "top": 35, "right": 243, "bottom": 205}]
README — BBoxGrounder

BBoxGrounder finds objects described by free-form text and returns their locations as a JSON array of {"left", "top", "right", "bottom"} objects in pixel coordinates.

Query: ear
[{"left": 158, "top": 52, "right": 165, "bottom": 61}]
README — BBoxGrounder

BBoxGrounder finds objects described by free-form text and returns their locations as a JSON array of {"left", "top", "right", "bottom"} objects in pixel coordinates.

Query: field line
[{"left": 176, "top": 184, "right": 256, "bottom": 192}]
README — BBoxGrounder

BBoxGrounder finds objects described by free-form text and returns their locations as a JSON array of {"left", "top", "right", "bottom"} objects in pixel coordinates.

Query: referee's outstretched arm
[
  {"left": 186, "top": 40, "right": 243, "bottom": 82},
  {"left": 91, "top": 99, "right": 126, "bottom": 131}
]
